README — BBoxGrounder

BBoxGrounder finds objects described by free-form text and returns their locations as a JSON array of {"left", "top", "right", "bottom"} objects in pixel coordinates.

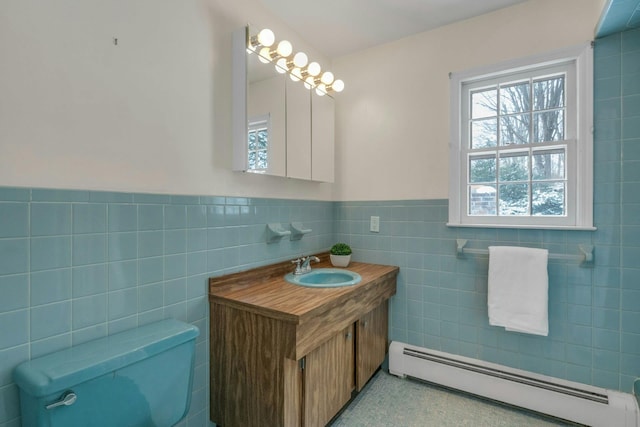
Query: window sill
[{"left": 446, "top": 222, "right": 597, "bottom": 231}]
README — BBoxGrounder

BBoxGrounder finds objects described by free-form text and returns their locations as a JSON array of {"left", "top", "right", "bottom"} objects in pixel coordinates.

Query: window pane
[
  {"left": 469, "top": 185, "right": 496, "bottom": 215},
  {"left": 470, "top": 155, "right": 496, "bottom": 183},
  {"left": 534, "top": 110, "right": 564, "bottom": 142},
  {"left": 499, "top": 184, "right": 529, "bottom": 215},
  {"left": 499, "top": 152, "right": 529, "bottom": 182},
  {"left": 533, "top": 76, "right": 564, "bottom": 111},
  {"left": 532, "top": 182, "right": 565, "bottom": 216},
  {"left": 532, "top": 149, "right": 565, "bottom": 180},
  {"left": 257, "top": 150, "right": 268, "bottom": 169},
  {"left": 500, "top": 82, "right": 530, "bottom": 114},
  {"left": 471, "top": 88, "right": 497, "bottom": 119},
  {"left": 248, "top": 131, "right": 257, "bottom": 150},
  {"left": 500, "top": 114, "right": 530, "bottom": 145},
  {"left": 471, "top": 118, "right": 497, "bottom": 148},
  {"left": 248, "top": 151, "right": 257, "bottom": 169},
  {"left": 257, "top": 129, "right": 268, "bottom": 149}
]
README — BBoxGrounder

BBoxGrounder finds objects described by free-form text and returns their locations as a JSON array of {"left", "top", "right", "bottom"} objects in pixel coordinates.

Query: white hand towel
[{"left": 488, "top": 246, "right": 549, "bottom": 336}]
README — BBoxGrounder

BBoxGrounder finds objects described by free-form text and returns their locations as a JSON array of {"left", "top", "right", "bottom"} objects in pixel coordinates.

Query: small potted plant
[{"left": 330, "top": 243, "right": 352, "bottom": 267}]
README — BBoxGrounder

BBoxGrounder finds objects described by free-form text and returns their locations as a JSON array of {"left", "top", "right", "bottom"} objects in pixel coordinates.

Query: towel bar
[{"left": 455, "top": 239, "right": 594, "bottom": 267}]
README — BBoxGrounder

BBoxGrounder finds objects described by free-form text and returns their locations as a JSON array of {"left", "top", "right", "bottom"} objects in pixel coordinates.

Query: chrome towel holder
[{"left": 455, "top": 239, "right": 594, "bottom": 267}]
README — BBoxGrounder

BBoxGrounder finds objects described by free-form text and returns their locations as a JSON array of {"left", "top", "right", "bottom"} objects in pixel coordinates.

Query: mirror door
[
  {"left": 286, "top": 78, "right": 311, "bottom": 180},
  {"left": 312, "top": 94, "right": 334, "bottom": 182}
]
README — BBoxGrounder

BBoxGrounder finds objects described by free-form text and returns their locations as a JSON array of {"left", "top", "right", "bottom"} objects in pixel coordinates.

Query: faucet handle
[
  {"left": 292, "top": 256, "right": 312, "bottom": 274},
  {"left": 291, "top": 257, "right": 303, "bottom": 273}
]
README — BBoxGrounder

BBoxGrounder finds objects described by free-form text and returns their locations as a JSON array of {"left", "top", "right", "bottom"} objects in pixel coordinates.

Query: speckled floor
[{"left": 330, "top": 370, "right": 577, "bottom": 427}]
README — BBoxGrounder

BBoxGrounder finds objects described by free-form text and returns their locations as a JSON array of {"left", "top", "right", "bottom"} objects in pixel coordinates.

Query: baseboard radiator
[{"left": 389, "top": 341, "right": 639, "bottom": 427}]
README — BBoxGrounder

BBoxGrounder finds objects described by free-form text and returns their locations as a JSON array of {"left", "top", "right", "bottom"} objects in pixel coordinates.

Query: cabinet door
[
  {"left": 286, "top": 78, "right": 311, "bottom": 180},
  {"left": 248, "top": 74, "right": 286, "bottom": 176},
  {"left": 356, "top": 301, "right": 388, "bottom": 391},
  {"left": 303, "top": 324, "right": 354, "bottom": 427},
  {"left": 311, "top": 94, "right": 334, "bottom": 183}
]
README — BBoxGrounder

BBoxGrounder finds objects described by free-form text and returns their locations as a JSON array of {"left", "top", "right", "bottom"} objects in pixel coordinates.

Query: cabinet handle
[
  {"left": 345, "top": 332, "right": 352, "bottom": 340},
  {"left": 362, "top": 321, "right": 369, "bottom": 329}
]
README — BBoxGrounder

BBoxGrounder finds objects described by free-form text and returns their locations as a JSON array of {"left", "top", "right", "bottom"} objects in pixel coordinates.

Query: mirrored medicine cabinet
[{"left": 231, "top": 26, "right": 335, "bottom": 182}]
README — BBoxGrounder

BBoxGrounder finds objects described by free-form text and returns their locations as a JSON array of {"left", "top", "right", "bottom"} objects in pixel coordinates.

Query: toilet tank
[{"left": 14, "top": 318, "right": 199, "bottom": 427}]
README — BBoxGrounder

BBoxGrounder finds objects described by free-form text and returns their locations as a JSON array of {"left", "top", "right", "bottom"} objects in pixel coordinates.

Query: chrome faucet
[{"left": 291, "top": 255, "right": 320, "bottom": 275}]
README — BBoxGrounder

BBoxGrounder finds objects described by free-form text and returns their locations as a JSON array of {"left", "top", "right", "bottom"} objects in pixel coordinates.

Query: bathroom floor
[{"left": 330, "top": 370, "right": 578, "bottom": 426}]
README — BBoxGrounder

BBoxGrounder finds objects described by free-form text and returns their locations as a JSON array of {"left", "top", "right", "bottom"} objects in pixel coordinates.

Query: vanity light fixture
[
  {"left": 330, "top": 79, "right": 345, "bottom": 92},
  {"left": 290, "top": 67, "right": 303, "bottom": 82},
  {"left": 315, "top": 84, "right": 328, "bottom": 96},
  {"left": 249, "top": 28, "right": 275, "bottom": 50},
  {"left": 275, "top": 57, "right": 288, "bottom": 73},
  {"left": 304, "top": 76, "right": 316, "bottom": 90},
  {"left": 306, "top": 61, "right": 322, "bottom": 77},
  {"left": 293, "top": 52, "right": 308, "bottom": 68},
  {"left": 258, "top": 39, "right": 293, "bottom": 64},
  {"left": 276, "top": 51, "right": 308, "bottom": 75},
  {"left": 276, "top": 40, "right": 293, "bottom": 57},
  {"left": 258, "top": 47, "right": 272, "bottom": 64},
  {"left": 320, "top": 71, "right": 334, "bottom": 85},
  {"left": 248, "top": 27, "right": 344, "bottom": 95}
]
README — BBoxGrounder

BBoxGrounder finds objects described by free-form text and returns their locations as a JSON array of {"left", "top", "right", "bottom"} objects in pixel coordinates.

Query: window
[
  {"left": 247, "top": 114, "right": 270, "bottom": 173},
  {"left": 448, "top": 44, "right": 594, "bottom": 229}
]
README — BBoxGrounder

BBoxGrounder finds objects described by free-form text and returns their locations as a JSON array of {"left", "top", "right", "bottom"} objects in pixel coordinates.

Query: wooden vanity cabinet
[
  {"left": 303, "top": 324, "right": 355, "bottom": 427},
  {"left": 209, "top": 259, "right": 398, "bottom": 427},
  {"left": 303, "top": 303, "right": 389, "bottom": 426},
  {"left": 356, "top": 301, "right": 388, "bottom": 391}
]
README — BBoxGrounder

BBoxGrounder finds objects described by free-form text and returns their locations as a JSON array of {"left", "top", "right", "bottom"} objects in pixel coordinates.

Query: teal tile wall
[
  {"left": 0, "top": 188, "right": 333, "bottom": 427},
  {"left": 333, "top": 28, "right": 640, "bottom": 394}
]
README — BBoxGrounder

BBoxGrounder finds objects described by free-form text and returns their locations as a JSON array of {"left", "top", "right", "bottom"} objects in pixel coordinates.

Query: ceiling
[
  {"left": 596, "top": 0, "right": 640, "bottom": 37},
  {"left": 260, "top": 0, "right": 528, "bottom": 58}
]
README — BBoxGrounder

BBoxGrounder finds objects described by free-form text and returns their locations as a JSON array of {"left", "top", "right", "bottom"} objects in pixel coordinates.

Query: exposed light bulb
[
  {"left": 275, "top": 58, "right": 288, "bottom": 73},
  {"left": 257, "top": 29, "right": 275, "bottom": 47},
  {"left": 293, "top": 52, "right": 308, "bottom": 68},
  {"left": 258, "top": 47, "right": 271, "bottom": 63},
  {"left": 290, "top": 68, "right": 302, "bottom": 82},
  {"left": 315, "top": 84, "right": 327, "bottom": 96},
  {"left": 247, "top": 28, "right": 344, "bottom": 94},
  {"left": 320, "top": 71, "right": 334, "bottom": 85},
  {"left": 307, "top": 62, "right": 321, "bottom": 77},
  {"left": 331, "top": 79, "right": 345, "bottom": 92},
  {"left": 304, "top": 76, "right": 315, "bottom": 89},
  {"left": 276, "top": 40, "right": 293, "bottom": 57}
]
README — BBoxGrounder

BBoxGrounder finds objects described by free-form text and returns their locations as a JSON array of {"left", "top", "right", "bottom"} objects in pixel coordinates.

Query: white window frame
[{"left": 448, "top": 43, "right": 595, "bottom": 230}]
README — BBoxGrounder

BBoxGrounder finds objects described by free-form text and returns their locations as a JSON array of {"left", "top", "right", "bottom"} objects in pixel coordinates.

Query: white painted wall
[
  {"left": 0, "top": 0, "right": 606, "bottom": 202},
  {"left": 332, "top": 0, "right": 606, "bottom": 201},
  {"left": 0, "top": 0, "right": 334, "bottom": 200}
]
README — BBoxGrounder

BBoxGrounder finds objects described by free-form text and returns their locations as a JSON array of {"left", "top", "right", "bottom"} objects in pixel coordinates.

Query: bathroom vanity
[{"left": 208, "top": 254, "right": 398, "bottom": 427}]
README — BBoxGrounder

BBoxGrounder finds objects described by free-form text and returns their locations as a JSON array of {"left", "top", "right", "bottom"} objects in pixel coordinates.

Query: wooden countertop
[{"left": 209, "top": 253, "right": 399, "bottom": 325}]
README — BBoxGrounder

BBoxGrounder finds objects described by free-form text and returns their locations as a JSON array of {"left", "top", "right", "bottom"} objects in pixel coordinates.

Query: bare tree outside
[
  {"left": 468, "top": 74, "right": 566, "bottom": 217},
  {"left": 248, "top": 124, "right": 269, "bottom": 172}
]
